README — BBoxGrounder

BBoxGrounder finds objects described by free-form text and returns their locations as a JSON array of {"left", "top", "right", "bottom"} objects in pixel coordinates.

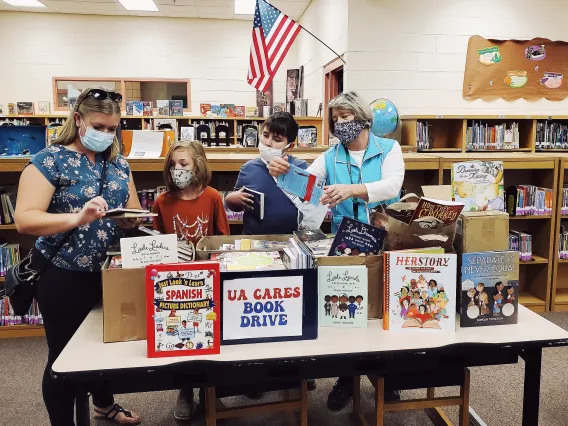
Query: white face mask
[
  {"left": 170, "top": 168, "right": 193, "bottom": 189},
  {"left": 258, "top": 142, "right": 290, "bottom": 163}
]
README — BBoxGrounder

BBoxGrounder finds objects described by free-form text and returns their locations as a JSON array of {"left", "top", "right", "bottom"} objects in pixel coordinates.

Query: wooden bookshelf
[
  {"left": 0, "top": 325, "right": 44, "bottom": 339},
  {"left": 551, "top": 155, "right": 568, "bottom": 311}
]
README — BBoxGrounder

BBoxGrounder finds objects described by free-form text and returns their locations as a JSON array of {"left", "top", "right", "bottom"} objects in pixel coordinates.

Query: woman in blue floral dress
[{"left": 15, "top": 88, "right": 142, "bottom": 425}]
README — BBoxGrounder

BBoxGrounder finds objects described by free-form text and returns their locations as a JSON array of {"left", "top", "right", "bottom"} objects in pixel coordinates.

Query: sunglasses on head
[{"left": 76, "top": 89, "right": 123, "bottom": 110}]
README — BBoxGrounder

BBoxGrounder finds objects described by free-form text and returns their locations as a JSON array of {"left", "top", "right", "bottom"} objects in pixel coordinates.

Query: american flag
[{"left": 247, "top": 0, "right": 301, "bottom": 92}]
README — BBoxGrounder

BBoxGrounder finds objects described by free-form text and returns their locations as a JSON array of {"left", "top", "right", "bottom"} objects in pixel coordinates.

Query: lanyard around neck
[{"left": 343, "top": 143, "right": 368, "bottom": 221}]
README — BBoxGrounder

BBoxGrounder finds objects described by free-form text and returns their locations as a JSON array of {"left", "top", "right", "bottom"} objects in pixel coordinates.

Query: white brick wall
[
  {"left": 0, "top": 11, "right": 293, "bottom": 112},
  {"left": 345, "top": 0, "right": 568, "bottom": 115}
]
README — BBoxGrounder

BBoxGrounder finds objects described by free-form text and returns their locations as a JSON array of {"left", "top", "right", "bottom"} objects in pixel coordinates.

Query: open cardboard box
[
  {"left": 101, "top": 258, "right": 146, "bottom": 343},
  {"left": 195, "top": 235, "right": 292, "bottom": 260}
]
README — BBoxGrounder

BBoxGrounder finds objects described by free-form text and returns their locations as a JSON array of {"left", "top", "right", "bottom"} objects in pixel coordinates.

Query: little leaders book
[
  {"left": 146, "top": 262, "right": 220, "bottom": 358},
  {"left": 328, "top": 217, "right": 386, "bottom": 257},
  {"left": 383, "top": 251, "right": 457, "bottom": 331},
  {"left": 452, "top": 160, "right": 504, "bottom": 212},
  {"left": 459, "top": 251, "right": 519, "bottom": 327},
  {"left": 318, "top": 265, "right": 367, "bottom": 328},
  {"left": 277, "top": 163, "right": 324, "bottom": 206}
]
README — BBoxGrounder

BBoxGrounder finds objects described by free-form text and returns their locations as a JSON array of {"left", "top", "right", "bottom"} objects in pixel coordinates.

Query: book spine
[{"left": 383, "top": 253, "right": 390, "bottom": 331}]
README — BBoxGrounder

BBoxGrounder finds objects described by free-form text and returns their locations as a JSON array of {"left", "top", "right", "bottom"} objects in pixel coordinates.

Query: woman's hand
[
  {"left": 321, "top": 184, "right": 354, "bottom": 208},
  {"left": 76, "top": 196, "right": 108, "bottom": 226},
  {"left": 115, "top": 218, "right": 140, "bottom": 230},
  {"left": 268, "top": 156, "right": 290, "bottom": 177}
]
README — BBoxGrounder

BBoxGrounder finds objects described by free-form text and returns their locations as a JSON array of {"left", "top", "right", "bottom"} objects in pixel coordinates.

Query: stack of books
[
  {"left": 506, "top": 185, "right": 553, "bottom": 216},
  {"left": 213, "top": 251, "right": 286, "bottom": 272},
  {"left": 283, "top": 230, "right": 332, "bottom": 269},
  {"left": 466, "top": 122, "right": 519, "bottom": 151},
  {"left": 535, "top": 121, "right": 568, "bottom": 150},
  {"left": 0, "top": 189, "right": 16, "bottom": 224},
  {"left": 0, "top": 243, "right": 19, "bottom": 277},
  {"left": 509, "top": 231, "right": 532, "bottom": 261},
  {"left": 0, "top": 298, "right": 42, "bottom": 326},
  {"left": 416, "top": 121, "right": 433, "bottom": 151}
]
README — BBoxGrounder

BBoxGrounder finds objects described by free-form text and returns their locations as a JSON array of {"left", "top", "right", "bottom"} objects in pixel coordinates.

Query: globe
[{"left": 369, "top": 98, "right": 400, "bottom": 137}]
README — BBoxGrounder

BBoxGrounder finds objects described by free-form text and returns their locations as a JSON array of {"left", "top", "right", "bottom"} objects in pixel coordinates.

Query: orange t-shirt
[{"left": 152, "top": 187, "right": 230, "bottom": 246}]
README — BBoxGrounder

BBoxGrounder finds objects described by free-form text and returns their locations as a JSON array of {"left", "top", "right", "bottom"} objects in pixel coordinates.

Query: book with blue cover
[
  {"left": 328, "top": 217, "right": 386, "bottom": 257},
  {"left": 133, "top": 101, "right": 144, "bottom": 116},
  {"left": 277, "top": 163, "right": 324, "bottom": 206}
]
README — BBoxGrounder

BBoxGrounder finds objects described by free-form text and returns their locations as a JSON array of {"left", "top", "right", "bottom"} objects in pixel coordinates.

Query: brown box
[
  {"left": 455, "top": 211, "right": 510, "bottom": 253},
  {"left": 195, "top": 235, "right": 292, "bottom": 259},
  {"left": 102, "top": 258, "right": 146, "bottom": 343},
  {"left": 316, "top": 255, "right": 384, "bottom": 319}
]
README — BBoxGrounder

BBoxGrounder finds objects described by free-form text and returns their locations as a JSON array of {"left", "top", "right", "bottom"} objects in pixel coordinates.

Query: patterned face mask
[
  {"left": 170, "top": 168, "right": 194, "bottom": 189},
  {"left": 333, "top": 120, "right": 367, "bottom": 145}
]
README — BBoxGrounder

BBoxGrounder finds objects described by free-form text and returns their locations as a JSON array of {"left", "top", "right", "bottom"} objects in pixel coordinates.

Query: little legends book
[
  {"left": 318, "top": 265, "right": 368, "bottom": 328},
  {"left": 459, "top": 251, "right": 519, "bottom": 327},
  {"left": 328, "top": 217, "right": 386, "bottom": 256},
  {"left": 384, "top": 251, "right": 457, "bottom": 332},
  {"left": 146, "top": 262, "right": 221, "bottom": 358}
]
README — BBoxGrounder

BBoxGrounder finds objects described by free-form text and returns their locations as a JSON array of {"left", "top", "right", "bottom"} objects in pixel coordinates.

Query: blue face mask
[{"left": 80, "top": 121, "right": 115, "bottom": 153}]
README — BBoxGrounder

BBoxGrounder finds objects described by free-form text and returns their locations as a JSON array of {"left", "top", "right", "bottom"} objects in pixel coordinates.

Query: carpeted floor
[{"left": 2, "top": 312, "right": 568, "bottom": 426}]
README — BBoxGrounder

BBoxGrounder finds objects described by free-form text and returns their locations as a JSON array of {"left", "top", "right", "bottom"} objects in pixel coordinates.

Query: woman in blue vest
[{"left": 268, "top": 91, "right": 405, "bottom": 411}]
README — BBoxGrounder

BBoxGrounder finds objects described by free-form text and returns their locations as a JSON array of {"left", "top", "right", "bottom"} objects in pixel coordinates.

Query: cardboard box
[
  {"left": 196, "top": 235, "right": 292, "bottom": 259},
  {"left": 316, "top": 255, "right": 384, "bottom": 319},
  {"left": 102, "top": 258, "right": 146, "bottom": 343},
  {"left": 455, "top": 211, "right": 509, "bottom": 253}
]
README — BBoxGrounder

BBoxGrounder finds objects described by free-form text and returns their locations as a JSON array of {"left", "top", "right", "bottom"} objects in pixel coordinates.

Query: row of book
[
  {"left": 126, "top": 100, "right": 184, "bottom": 117},
  {"left": 466, "top": 122, "right": 520, "bottom": 151},
  {"left": 0, "top": 298, "right": 43, "bottom": 326},
  {"left": 416, "top": 121, "right": 433, "bottom": 151},
  {"left": 0, "top": 243, "right": 20, "bottom": 277},
  {"left": 558, "top": 227, "right": 568, "bottom": 259},
  {"left": 509, "top": 231, "right": 532, "bottom": 261},
  {"left": 506, "top": 185, "right": 553, "bottom": 216},
  {"left": 0, "top": 190, "right": 16, "bottom": 224},
  {"left": 561, "top": 188, "right": 568, "bottom": 215},
  {"left": 1, "top": 102, "right": 44, "bottom": 116},
  {"left": 535, "top": 121, "right": 568, "bottom": 150}
]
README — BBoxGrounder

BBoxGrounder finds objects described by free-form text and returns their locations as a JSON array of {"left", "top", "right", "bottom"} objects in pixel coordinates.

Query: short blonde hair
[
  {"left": 328, "top": 91, "right": 373, "bottom": 135},
  {"left": 52, "top": 87, "right": 122, "bottom": 161},
  {"left": 163, "top": 141, "right": 211, "bottom": 191}
]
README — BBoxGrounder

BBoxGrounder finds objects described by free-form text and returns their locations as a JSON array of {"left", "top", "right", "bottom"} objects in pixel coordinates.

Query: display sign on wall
[{"left": 463, "top": 35, "right": 568, "bottom": 101}]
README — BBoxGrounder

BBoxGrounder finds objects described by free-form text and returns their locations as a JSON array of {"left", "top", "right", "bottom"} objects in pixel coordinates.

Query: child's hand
[
  {"left": 268, "top": 156, "right": 290, "bottom": 177},
  {"left": 233, "top": 188, "right": 255, "bottom": 210}
]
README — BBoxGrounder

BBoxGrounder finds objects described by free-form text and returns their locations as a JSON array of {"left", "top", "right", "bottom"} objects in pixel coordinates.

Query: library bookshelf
[{"left": 551, "top": 155, "right": 568, "bottom": 311}]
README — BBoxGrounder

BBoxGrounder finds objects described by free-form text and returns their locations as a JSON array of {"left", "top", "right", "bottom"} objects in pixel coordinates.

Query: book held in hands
[
  {"left": 277, "top": 163, "right": 324, "bottom": 206},
  {"left": 243, "top": 187, "right": 264, "bottom": 220}
]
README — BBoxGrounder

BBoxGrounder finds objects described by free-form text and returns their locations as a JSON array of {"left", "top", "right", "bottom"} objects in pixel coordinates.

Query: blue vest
[{"left": 324, "top": 133, "right": 400, "bottom": 233}]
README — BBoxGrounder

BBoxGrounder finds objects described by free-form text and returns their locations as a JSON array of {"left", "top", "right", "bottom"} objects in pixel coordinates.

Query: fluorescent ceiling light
[
  {"left": 235, "top": 0, "right": 267, "bottom": 15},
  {"left": 2, "top": 0, "right": 46, "bottom": 7},
  {"left": 117, "top": 0, "right": 159, "bottom": 12}
]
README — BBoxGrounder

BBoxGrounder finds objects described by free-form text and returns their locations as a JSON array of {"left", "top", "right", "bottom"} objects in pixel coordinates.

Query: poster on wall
[
  {"left": 286, "top": 69, "right": 300, "bottom": 103},
  {"left": 256, "top": 82, "right": 273, "bottom": 110},
  {"left": 463, "top": 35, "right": 568, "bottom": 101},
  {"left": 220, "top": 269, "right": 318, "bottom": 345}
]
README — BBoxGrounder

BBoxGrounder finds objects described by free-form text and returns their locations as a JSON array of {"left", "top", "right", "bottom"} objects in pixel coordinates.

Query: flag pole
[{"left": 300, "top": 26, "right": 346, "bottom": 64}]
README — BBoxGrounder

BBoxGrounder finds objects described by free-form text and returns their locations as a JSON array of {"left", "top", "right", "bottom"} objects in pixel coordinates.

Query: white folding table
[{"left": 53, "top": 305, "right": 568, "bottom": 426}]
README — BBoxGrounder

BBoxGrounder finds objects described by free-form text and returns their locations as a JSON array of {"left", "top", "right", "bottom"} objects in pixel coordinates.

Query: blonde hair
[
  {"left": 52, "top": 87, "right": 122, "bottom": 160},
  {"left": 163, "top": 141, "right": 211, "bottom": 192},
  {"left": 328, "top": 91, "right": 373, "bottom": 135}
]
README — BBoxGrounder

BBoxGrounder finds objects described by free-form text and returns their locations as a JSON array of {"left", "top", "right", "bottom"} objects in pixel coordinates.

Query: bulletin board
[{"left": 463, "top": 35, "right": 568, "bottom": 101}]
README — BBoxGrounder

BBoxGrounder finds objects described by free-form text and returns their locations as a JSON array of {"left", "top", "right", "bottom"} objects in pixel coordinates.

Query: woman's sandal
[{"left": 94, "top": 403, "right": 141, "bottom": 425}]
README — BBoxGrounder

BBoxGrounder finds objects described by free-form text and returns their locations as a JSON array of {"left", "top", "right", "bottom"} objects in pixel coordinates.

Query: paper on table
[{"left": 128, "top": 131, "right": 163, "bottom": 159}]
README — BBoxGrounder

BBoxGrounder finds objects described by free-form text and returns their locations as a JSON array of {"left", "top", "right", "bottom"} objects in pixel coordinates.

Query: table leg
[
  {"left": 206, "top": 387, "right": 217, "bottom": 426},
  {"left": 75, "top": 386, "right": 90, "bottom": 426},
  {"left": 521, "top": 348, "right": 542, "bottom": 426}
]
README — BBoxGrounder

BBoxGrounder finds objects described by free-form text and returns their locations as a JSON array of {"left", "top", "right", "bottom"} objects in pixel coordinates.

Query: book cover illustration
[
  {"left": 181, "top": 126, "right": 195, "bottom": 142},
  {"left": 219, "top": 104, "right": 235, "bottom": 118},
  {"left": 126, "top": 101, "right": 134, "bottom": 116},
  {"left": 245, "top": 106, "right": 259, "bottom": 118},
  {"left": 410, "top": 197, "right": 465, "bottom": 225},
  {"left": 8, "top": 103, "right": 15, "bottom": 115},
  {"left": 329, "top": 217, "right": 386, "bottom": 257},
  {"left": 318, "top": 265, "right": 368, "bottom": 328},
  {"left": 452, "top": 160, "right": 504, "bottom": 212},
  {"left": 298, "top": 127, "right": 318, "bottom": 148},
  {"left": 460, "top": 251, "right": 519, "bottom": 327},
  {"left": 277, "top": 163, "right": 324, "bottom": 206},
  {"left": 146, "top": 262, "right": 220, "bottom": 358},
  {"left": 143, "top": 101, "right": 153, "bottom": 116},
  {"left": 235, "top": 106, "right": 245, "bottom": 117},
  {"left": 200, "top": 104, "right": 211, "bottom": 116},
  {"left": 133, "top": 101, "right": 144, "bottom": 116},
  {"left": 211, "top": 105, "right": 221, "bottom": 117},
  {"left": 16, "top": 102, "right": 34, "bottom": 115},
  {"left": 0, "top": 104, "right": 4, "bottom": 115},
  {"left": 384, "top": 251, "right": 457, "bottom": 331},
  {"left": 157, "top": 100, "right": 170, "bottom": 116},
  {"left": 38, "top": 101, "right": 50, "bottom": 114},
  {"left": 170, "top": 100, "right": 183, "bottom": 116}
]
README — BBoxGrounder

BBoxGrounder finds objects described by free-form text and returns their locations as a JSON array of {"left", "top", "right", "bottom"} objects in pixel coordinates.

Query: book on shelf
[
  {"left": 328, "top": 217, "right": 386, "bottom": 257},
  {"left": 452, "top": 160, "right": 505, "bottom": 212},
  {"left": 318, "top": 265, "right": 368, "bottom": 328},
  {"left": 459, "top": 251, "right": 519, "bottom": 327},
  {"left": 133, "top": 101, "right": 144, "bottom": 117},
  {"left": 506, "top": 185, "right": 553, "bottom": 216},
  {"left": 0, "top": 104, "right": 4, "bottom": 115},
  {"left": 559, "top": 226, "right": 568, "bottom": 259},
  {"left": 416, "top": 121, "right": 433, "bottom": 151},
  {"left": 0, "top": 242, "right": 20, "bottom": 277},
  {"left": 16, "top": 102, "right": 34, "bottom": 115},
  {"left": 535, "top": 121, "right": 568, "bottom": 150},
  {"left": 277, "top": 163, "right": 324, "bottom": 206},
  {"left": 297, "top": 126, "right": 318, "bottom": 148},
  {"left": 1, "top": 297, "right": 42, "bottom": 326},
  {"left": 242, "top": 187, "right": 264, "bottom": 220},
  {"left": 126, "top": 101, "right": 134, "bottom": 116},
  {"left": 383, "top": 251, "right": 457, "bottom": 331},
  {"left": 38, "top": 101, "right": 51, "bottom": 114},
  {"left": 157, "top": 100, "right": 170, "bottom": 116},
  {"left": 562, "top": 187, "right": 568, "bottom": 215},
  {"left": 0, "top": 188, "right": 16, "bottom": 225},
  {"left": 410, "top": 197, "right": 464, "bottom": 225},
  {"left": 234, "top": 106, "right": 245, "bottom": 117},
  {"left": 245, "top": 106, "right": 259, "bottom": 118},
  {"left": 169, "top": 100, "right": 183, "bottom": 117},
  {"left": 7, "top": 103, "right": 15, "bottom": 115},
  {"left": 200, "top": 104, "right": 211, "bottom": 116},
  {"left": 219, "top": 104, "right": 235, "bottom": 118},
  {"left": 466, "top": 122, "right": 519, "bottom": 151},
  {"left": 211, "top": 105, "right": 221, "bottom": 117},
  {"left": 143, "top": 101, "right": 153, "bottom": 116},
  {"left": 509, "top": 230, "right": 532, "bottom": 261},
  {"left": 180, "top": 126, "right": 195, "bottom": 142}
]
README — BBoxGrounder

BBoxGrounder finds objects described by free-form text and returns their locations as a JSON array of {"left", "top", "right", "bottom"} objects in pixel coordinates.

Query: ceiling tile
[
  {"left": 194, "top": 0, "right": 229, "bottom": 6},
  {"left": 159, "top": 4, "right": 197, "bottom": 17},
  {"left": 156, "top": 0, "right": 195, "bottom": 4},
  {"left": 52, "top": 1, "right": 124, "bottom": 11},
  {"left": 127, "top": 10, "right": 163, "bottom": 16}
]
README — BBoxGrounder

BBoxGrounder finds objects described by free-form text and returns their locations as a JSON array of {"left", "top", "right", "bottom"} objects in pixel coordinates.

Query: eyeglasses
[{"left": 75, "top": 89, "right": 123, "bottom": 110}]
